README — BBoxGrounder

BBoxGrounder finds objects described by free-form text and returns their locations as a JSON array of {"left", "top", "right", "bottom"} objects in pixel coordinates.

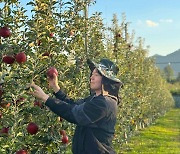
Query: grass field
[{"left": 120, "top": 108, "right": 180, "bottom": 154}]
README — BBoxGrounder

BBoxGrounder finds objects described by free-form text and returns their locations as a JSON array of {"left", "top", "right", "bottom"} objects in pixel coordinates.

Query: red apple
[
  {"left": 16, "top": 149, "right": 28, "bottom": 154},
  {"left": 2, "top": 55, "right": 15, "bottom": 64},
  {"left": 0, "top": 127, "right": 9, "bottom": 134},
  {"left": 15, "top": 52, "right": 26, "bottom": 64},
  {"left": 42, "top": 52, "right": 50, "bottom": 57},
  {"left": 34, "top": 101, "right": 42, "bottom": 108},
  {"left": 46, "top": 67, "right": 58, "bottom": 78},
  {"left": 61, "top": 135, "right": 68, "bottom": 144},
  {"left": 49, "top": 33, "right": 54, "bottom": 37},
  {"left": 69, "top": 30, "right": 74, "bottom": 36},
  {"left": 0, "top": 26, "right": 11, "bottom": 38},
  {"left": 60, "top": 130, "right": 66, "bottom": 136},
  {"left": 26, "top": 122, "right": 39, "bottom": 135}
]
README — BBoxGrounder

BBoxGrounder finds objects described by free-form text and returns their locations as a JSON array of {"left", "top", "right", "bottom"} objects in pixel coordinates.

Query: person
[{"left": 30, "top": 58, "right": 123, "bottom": 154}]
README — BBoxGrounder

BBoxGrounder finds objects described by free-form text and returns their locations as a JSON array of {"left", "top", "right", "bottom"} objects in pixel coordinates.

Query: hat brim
[
  {"left": 87, "top": 59, "right": 122, "bottom": 84},
  {"left": 87, "top": 59, "right": 97, "bottom": 72}
]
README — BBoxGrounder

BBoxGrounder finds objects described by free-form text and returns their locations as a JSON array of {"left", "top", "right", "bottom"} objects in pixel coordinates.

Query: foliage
[
  {"left": 0, "top": 0, "right": 96, "bottom": 153},
  {"left": 166, "top": 82, "right": 180, "bottom": 95},
  {"left": 163, "top": 64, "right": 174, "bottom": 82},
  {"left": 176, "top": 72, "right": 180, "bottom": 82},
  {"left": 100, "top": 14, "right": 174, "bottom": 151}
]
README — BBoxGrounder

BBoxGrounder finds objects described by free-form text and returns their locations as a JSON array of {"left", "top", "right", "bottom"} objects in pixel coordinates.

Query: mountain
[{"left": 152, "top": 49, "right": 180, "bottom": 78}]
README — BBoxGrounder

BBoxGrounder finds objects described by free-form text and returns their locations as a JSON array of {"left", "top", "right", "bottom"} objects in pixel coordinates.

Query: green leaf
[{"left": 26, "top": 1, "right": 35, "bottom": 6}]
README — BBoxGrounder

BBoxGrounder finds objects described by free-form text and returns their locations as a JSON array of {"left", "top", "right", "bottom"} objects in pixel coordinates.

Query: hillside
[{"left": 152, "top": 49, "right": 180, "bottom": 78}]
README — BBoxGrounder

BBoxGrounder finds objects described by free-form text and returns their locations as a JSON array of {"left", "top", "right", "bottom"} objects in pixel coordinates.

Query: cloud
[
  {"left": 137, "top": 19, "right": 173, "bottom": 28},
  {"left": 159, "top": 19, "right": 173, "bottom": 23},
  {"left": 146, "top": 20, "right": 159, "bottom": 27}
]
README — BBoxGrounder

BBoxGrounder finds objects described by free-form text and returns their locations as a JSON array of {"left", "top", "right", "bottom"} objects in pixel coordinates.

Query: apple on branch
[
  {"left": 16, "top": 149, "right": 28, "bottom": 154},
  {"left": 49, "top": 32, "right": 54, "bottom": 37},
  {"left": 61, "top": 135, "right": 69, "bottom": 144},
  {"left": 46, "top": 67, "right": 58, "bottom": 79},
  {"left": 26, "top": 122, "right": 39, "bottom": 135},
  {"left": 2, "top": 55, "right": 15, "bottom": 64},
  {"left": 0, "top": 26, "right": 11, "bottom": 38},
  {"left": 0, "top": 127, "right": 9, "bottom": 135},
  {"left": 15, "top": 52, "right": 27, "bottom": 64}
]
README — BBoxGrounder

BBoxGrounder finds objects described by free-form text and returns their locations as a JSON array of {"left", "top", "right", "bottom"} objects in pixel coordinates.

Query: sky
[
  {"left": 88, "top": 0, "right": 180, "bottom": 56},
  {"left": 1, "top": 0, "right": 180, "bottom": 57}
]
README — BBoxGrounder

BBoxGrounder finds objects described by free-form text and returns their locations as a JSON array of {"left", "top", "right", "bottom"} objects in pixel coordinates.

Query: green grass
[{"left": 120, "top": 108, "right": 180, "bottom": 154}]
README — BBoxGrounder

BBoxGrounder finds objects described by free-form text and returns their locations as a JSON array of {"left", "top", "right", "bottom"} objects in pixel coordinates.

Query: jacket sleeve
[
  {"left": 45, "top": 97, "right": 77, "bottom": 124},
  {"left": 72, "top": 96, "right": 107, "bottom": 126},
  {"left": 45, "top": 96, "right": 107, "bottom": 126},
  {"left": 53, "top": 90, "right": 75, "bottom": 104}
]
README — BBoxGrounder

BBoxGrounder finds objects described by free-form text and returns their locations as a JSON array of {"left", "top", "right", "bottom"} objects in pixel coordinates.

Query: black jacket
[{"left": 45, "top": 90, "right": 117, "bottom": 154}]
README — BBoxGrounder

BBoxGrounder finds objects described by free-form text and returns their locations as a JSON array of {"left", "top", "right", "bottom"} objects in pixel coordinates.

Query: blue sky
[
  {"left": 89, "top": 0, "right": 180, "bottom": 56},
  {"left": 1, "top": 0, "right": 180, "bottom": 56}
]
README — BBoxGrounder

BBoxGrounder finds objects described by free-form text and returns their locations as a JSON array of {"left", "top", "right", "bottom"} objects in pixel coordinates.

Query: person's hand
[
  {"left": 47, "top": 73, "right": 60, "bottom": 93},
  {"left": 30, "top": 82, "right": 49, "bottom": 102}
]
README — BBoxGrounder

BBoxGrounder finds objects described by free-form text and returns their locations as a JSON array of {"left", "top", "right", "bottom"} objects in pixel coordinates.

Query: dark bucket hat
[{"left": 87, "top": 58, "right": 122, "bottom": 84}]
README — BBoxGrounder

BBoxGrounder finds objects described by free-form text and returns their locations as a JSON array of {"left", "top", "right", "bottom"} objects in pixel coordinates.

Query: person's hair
[
  {"left": 102, "top": 77, "right": 120, "bottom": 97},
  {"left": 102, "top": 76, "right": 122, "bottom": 104}
]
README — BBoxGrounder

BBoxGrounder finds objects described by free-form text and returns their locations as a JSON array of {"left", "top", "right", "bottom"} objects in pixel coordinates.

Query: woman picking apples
[{"left": 30, "top": 58, "right": 123, "bottom": 154}]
